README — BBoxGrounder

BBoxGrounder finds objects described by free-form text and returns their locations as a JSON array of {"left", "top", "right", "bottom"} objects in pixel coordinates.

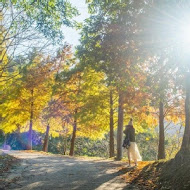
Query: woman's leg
[
  {"left": 127, "top": 149, "right": 131, "bottom": 166},
  {"left": 134, "top": 159, "right": 137, "bottom": 166}
]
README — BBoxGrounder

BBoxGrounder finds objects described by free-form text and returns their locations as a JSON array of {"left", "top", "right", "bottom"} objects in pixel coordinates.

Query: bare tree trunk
[
  {"left": 3, "top": 134, "right": 7, "bottom": 147},
  {"left": 116, "top": 91, "right": 124, "bottom": 160},
  {"left": 27, "top": 89, "right": 34, "bottom": 150},
  {"left": 181, "top": 73, "right": 190, "bottom": 151},
  {"left": 16, "top": 124, "right": 26, "bottom": 149},
  {"left": 109, "top": 89, "right": 114, "bottom": 157},
  {"left": 69, "top": 119, "right": 77, "bottom": 156},
  {"left": 175, "top": 73, "right": 190, "bottom": 162},
  {"left": 158, "top": 101, "right": 165, "bottom": 159},
  {"left": 42, "top": 124, "right": 50, "bottom": 152},
  {"left": 64, "top": 135, "right": 67, "bottom": 155}
]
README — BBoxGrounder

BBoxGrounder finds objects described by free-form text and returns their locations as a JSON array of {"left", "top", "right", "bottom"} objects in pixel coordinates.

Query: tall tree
[
  {"left": 77, "top": 0, "right": 149, "bottom": 160},
  {"left": 54, "top": 64, "right": 111, "bottom": 156},
  {"left": 0, "top": 51, "right": 54, "bottom": 149},
  {"left": 140, "top": 0, "right": 189, "bottom": 160},
  {"left": 0, "top": 0, "right": 78, "bottom": 80}
]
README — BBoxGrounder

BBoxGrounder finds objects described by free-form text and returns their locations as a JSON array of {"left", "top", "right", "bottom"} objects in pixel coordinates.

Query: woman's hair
[
  {"left": 125, "top": 124, "right": 133, "bottom": 128},
  {"left": 128, "top": 118, "right": 133, "bottom": 126}
]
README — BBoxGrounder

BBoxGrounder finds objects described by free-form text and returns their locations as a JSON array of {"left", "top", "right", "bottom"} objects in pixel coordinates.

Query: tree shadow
[{"left": 7, "top": 155, "right": 133, "bottom": 190}]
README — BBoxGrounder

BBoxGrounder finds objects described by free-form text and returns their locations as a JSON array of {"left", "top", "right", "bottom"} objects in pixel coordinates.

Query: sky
[{"left": 62, "top": 0, "right": 89, "bottom": 47}]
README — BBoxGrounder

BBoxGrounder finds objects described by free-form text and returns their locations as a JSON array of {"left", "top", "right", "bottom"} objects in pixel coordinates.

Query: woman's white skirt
[{"left": 128, "top": 142, "right": 142, "bottom": 161}]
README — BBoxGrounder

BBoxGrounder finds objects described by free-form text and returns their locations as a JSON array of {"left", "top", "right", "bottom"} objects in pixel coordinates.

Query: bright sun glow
[
  {"left": 172, "top": 22, "right": 190, "bottom": 57},
  {"left": 179, "top": 25, "right": 190, "bottom": 44}
]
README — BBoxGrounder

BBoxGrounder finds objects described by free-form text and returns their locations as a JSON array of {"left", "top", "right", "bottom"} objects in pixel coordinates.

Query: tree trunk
[
  {"left": 42, "top": 124, "right": 50, "bottom": 152},
  {"left": 116, "top": 91, "right": 124, "bottom": 160},
  {"left": 63, "top": 135, "right": 67, "bottom": 155},
  {"left": 158, "top": 101, "right": 165, "bottom": 159},
  {"left": 3, "top": 134, "right": 7, "bottom": 147},
  {"left": 109, "top": 90, "right": 114, "bottom": 157},
  {"left": 27, "top": 89, "right": 34, "bottom": 150},
  {"left": 69, "top": 119, "right": 77, "bottom": 156},
  {"left": 181, "top": 73, "right": 190, "bottom": 151},
  {"left": 16, "top": 124, "right": 26, "bottom": 149},
  {"left": 175, "top": 73, "right": 190, "bottom": 163}
]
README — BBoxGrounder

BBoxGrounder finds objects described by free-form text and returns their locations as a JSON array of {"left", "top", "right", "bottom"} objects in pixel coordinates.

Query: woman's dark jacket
[{"left": 123, "top": 125, "right": 135, "bottom": 142}]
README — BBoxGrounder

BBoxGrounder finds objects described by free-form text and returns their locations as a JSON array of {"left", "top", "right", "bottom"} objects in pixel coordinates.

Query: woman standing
[{"left": 123, "top": 118, "right": 142, "bottom": 167}]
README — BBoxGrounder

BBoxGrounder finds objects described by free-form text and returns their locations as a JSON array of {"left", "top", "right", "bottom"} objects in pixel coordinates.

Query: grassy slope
[
  {"left": 0, "top": 154, "right": 19, "bottom": 173},
  {"left": 121, "top": 159, "right": 190, "bottom": 190},
  {"left": 0, "top": 153, "right": 20, "bottom": 189}
]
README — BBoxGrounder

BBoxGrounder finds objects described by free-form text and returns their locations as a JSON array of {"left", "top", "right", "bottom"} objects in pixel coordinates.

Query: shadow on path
[{"left": 4, "top": 151, "right": 139, "bottom": 190}]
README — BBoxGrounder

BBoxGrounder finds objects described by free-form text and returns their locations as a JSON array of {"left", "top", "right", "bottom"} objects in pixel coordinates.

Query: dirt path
[{"left": 1, "top": 151, "right": 138, "bottom": 190}]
